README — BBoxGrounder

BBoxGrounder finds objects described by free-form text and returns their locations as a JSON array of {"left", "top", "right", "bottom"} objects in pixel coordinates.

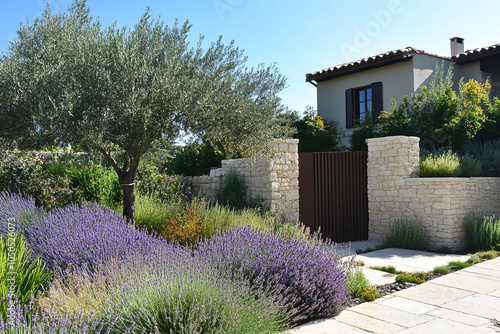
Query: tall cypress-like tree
[{"left": 0, "top": 0, "right": 291, "bottom": 222}]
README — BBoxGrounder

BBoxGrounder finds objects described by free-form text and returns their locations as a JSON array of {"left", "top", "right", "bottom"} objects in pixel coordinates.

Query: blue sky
[{"left": 1, "top": 0, "right": 499, "bottom": 114}]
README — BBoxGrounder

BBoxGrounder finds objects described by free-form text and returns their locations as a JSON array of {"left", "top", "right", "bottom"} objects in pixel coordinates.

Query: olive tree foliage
[{"left": 0, "top": 0, "right": 291, "bottom": 222}]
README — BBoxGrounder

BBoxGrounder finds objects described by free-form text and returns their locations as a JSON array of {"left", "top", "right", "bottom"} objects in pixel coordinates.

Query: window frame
[
  {"left": 345, "top": 81, "right": 383, "bottom": 129},
  {"left": 354, "top": 85, "right": 372, "bottom": 127}
]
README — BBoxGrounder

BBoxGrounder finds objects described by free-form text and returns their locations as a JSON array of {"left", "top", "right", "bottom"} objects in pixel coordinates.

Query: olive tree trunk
[{"left": 99, "top": 149, "right": 140, "bottom": 223}]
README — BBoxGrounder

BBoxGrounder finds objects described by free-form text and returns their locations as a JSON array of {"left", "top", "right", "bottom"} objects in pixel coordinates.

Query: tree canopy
[
  {"left": 0, "top": 0, "right": 292, "bottom": 221},
  {"left": 350, "top": 63, "right": 498, "bottom": 151}
]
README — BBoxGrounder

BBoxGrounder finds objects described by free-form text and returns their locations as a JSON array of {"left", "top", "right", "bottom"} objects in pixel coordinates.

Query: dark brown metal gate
[{"left": 299, "top": 152, "right": 368, "bottom": 242}]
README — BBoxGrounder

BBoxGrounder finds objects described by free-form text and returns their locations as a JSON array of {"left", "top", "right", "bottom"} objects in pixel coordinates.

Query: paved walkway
[{"left": 287, "top": 253, "right": 500, "bottom": 333}]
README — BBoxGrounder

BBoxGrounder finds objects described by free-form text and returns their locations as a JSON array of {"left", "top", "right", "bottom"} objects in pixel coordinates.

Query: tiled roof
[
  {"left": 306, "top": 47, "right": 449, "bottom": 82},
  {"left": 452, "top": 43, "right": 500, "bottom": 63}
]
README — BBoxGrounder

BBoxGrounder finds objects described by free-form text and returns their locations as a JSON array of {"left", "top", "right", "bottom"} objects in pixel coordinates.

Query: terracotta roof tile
[
  {"left": 452, "top": 43, "right": 500, "bottom": 62},
  {"left": 306, "top": 47, "right": 449, "bottom": 81}
]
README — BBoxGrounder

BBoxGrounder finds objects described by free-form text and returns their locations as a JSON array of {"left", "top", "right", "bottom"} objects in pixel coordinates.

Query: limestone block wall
[
  {"left": 367, "top": 136, "right": 500, "bottom": 251},
  {"left": 190, "top": 139, "right": 299, "bottom": 220}
]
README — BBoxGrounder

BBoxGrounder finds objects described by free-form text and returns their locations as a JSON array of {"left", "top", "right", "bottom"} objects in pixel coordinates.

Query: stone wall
[
  {"left": 190, "top": 139, "right": 299, "bottom": 220},
  {"left": 367, "top": 135, "right": 500, "bottom": 251}
]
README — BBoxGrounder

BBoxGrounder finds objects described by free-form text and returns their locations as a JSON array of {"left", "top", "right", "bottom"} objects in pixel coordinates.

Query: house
[{"left": 306, "top": 38, "right": 500, "bottom": 144}]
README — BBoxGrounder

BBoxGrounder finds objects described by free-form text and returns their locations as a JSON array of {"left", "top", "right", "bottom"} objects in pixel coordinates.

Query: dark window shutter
[
  {"left": 371, "top": 81, "right": 383, "bottom": 123},
  {"left": 345, "top": 88, "right": 354, "bottom": 128}
]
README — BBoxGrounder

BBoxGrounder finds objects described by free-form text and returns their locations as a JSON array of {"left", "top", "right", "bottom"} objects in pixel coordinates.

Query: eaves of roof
[
  {"left": 451, "top": 44, "right": 500, "bottom": 64},
  {"left": 306, "top": 47, "right": 450, "bottom": 83}
]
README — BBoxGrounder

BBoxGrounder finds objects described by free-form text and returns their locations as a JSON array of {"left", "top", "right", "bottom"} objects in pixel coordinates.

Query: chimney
[{"left": 450, "top": 37, "right": 464, "bottom": 56}]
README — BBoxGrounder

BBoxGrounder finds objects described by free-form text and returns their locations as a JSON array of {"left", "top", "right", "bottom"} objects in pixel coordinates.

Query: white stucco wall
[
  {"left": 412, "top": 54, "right": 451, "bottom": 92},
  {"left": 454, "top": 62, "right": 483, "bottom": 85},
  {"left": 314, "top": 52, "right": 491, "bottom": 148},
  {"left": 316, "top": 61, "right": 414, "bottom": 143}
]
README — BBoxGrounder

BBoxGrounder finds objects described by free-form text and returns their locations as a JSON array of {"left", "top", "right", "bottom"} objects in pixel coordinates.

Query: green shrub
[
  {"left": 459, "top": 154, "right": 482, "bottom": 176},
  {"left": 135, "top": 162, "right": 191, "bottom": 203},
  {"left": 395, "top": 272, "right": 426, "bottom": 284},
  {"left": 346, "top": 267, "right": 380, "bottom": 301},
  {"left": 433, "top": 261, "right": 471, "bottom": 275},
  {"left": 476, "top": 250, "right": 499, "bottom": 259},
  {"left": 475, "top": 97, "right": 500, "bottom": 142},
  {"left": 0, "top": 158, "right": 123, "bottom": 209},
  {"left": 164, "top": 142, "right": 226, "bottom": 176},
  {"left": 215, "top": 168, "right": 248, "bottom": 210},
  {"left": 382, "top": 219, "right": 428, "bottom": 250},
  {"left": 464, "top": 213, "right": 500, "bottom": 251},
  {"left": 140, "top": 139, "right": 177, "bottom": 173},
  {"left": 460, "top": 139, "right": 500, "bottom": 176},
  {"left": 435, "top": 246, "right": 453, "bottom": 254},
  {"left": 448, "top": 261, "right": 472, "bottom": 270},
  {"left": 156, "top": 199, "right": 206, "bottom": 246},
  {"left": 134, "top": 195, "right": 183, "bottom": 234},
  {"left": 433, "top": 266, "right": 451, "bottom": 275},
  {"left": 419, "top": 150, "right": 461, "bottom": 177},
  {"left": 291, "top": 108, "right": 344, "bottom": 153},
  {"left": 349, "top": 111, "right": 379, "bottom": 151},
  {"left": 1, "top": 233, "right": 52, "bottom": 322},
  {"left": 370, "top": 266, "right": 399, "bottom": 274},
  {"left": 67, "top": 162, "right": 122, "bottom": 208}
]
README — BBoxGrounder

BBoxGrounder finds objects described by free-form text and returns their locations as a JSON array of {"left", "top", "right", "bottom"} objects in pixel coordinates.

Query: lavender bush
[
  {"left": 23, "top": 203, "right": 169, "bottom": 273},
  {"left": 195, "top": 227, "right": 350, "bottom": 322},
  {"left": 0, "top": 192, "right": 41, "bottom": 236},
  {"left": 42, "top": 249, "right": 301, "bottom": 333},
  {"left": 0, "top": 295, "right": 131, "bottom": 334}
]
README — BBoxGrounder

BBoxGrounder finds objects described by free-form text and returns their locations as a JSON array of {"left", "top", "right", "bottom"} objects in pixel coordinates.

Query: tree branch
[{"left": 97, "top": 146, "right": 122, "bottom": 175}]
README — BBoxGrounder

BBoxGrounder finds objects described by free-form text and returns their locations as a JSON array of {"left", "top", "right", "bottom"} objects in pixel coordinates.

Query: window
[
  {"left": 345, "top": 82, "right": 383, "bottom": 129},
  {"left": 356, "top": 86, "right": 372, "bottom": 126}
]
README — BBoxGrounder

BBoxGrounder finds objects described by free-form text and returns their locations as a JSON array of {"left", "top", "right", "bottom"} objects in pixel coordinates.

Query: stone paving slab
[
  {"left": 430, "top": 270, "right": 500, "bottom": 294},
  {"left": 285, "top": 252, "right": 500, "bottom": 334},
  {"left": 286, "top": 318, "right": 371, "bottom": 333},
  {"left": 463, "top": 265, "right": 500, "bottom": 280},
  {"left": 441, "top": 293, "right": 500, "bottom": 320},
  {"left": 346, "top": 302, "right": 434, "bottom": 327},
  {"left": 376, "top": 296, "right": 438, "bottom": 314},
  {"left": 491, "top": 289, "right": 500, "bottom": 298},
  {"left": 355, "top": 248, "right": 470, "bottom": 273},
  {"left": 426, "top": 308, "right": 493, "bottom": 327},
  {"left": 359, "top": 267, "right": 398, "bottom": 286},
  {"left": 397, "top": 318, "right": 494, "bottom": 334},
  {"left": 334, "top": 309, "right": 406, "bottom": 333},
  {"left": 393, "top": 280, "right": 474, "bottom": 306}
]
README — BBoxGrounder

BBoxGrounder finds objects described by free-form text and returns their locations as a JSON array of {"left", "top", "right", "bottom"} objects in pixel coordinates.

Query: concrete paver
[
  {"left": 346, "top": 302, "right": 434, "bottom": 327},
  {"left": 333, "top": 309, "right": 406, "bottom": 333},
  {"left": 286, "top": 318, "right": 371, "bottom": 333},
  {"left": 376, "top": 296, "right": 437, "bottom": 314},
  {"left": 355, "top": 248, "right": 470, "bottom": 273},
  {"left": 430, "top": 270, "right": 500, "bottom": 294},
  {"left": 426, "top": 308, "right": 493, "bottom": 327},
  {"left": 442, "top": 294, "right": 500, "bottom": 319},
  {"left": 285, "top": 249, "right": 500, "bottom": 333},
  {"left": 394, "top": 280, "right": 474, "bottom": 306},
  {"left": 397, "top": 318, "right": 492, "bottom": 334}
]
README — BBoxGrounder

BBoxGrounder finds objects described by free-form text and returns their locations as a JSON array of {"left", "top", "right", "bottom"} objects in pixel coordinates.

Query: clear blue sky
[{"left": 1, "top": 0, "right": 499, "bottom": 114}]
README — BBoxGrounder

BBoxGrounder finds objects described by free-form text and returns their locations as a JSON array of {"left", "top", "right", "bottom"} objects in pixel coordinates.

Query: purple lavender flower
[
  {"left": 0, "top": 295, "right": 134, "bottom": 333},
  {"left": 23, "top": 203, "right": 171, "bottom": 273},
  {"left": 0, "top": 191, "right": 41, "bottom": 236},
  {"left": 195, "top": 227, "right": 350, "bottom": 322}
]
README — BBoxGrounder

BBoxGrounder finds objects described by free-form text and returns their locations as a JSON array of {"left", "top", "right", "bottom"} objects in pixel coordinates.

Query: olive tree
[{"left": 0, "top": 0, "right": 291, "bottom": 222}]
